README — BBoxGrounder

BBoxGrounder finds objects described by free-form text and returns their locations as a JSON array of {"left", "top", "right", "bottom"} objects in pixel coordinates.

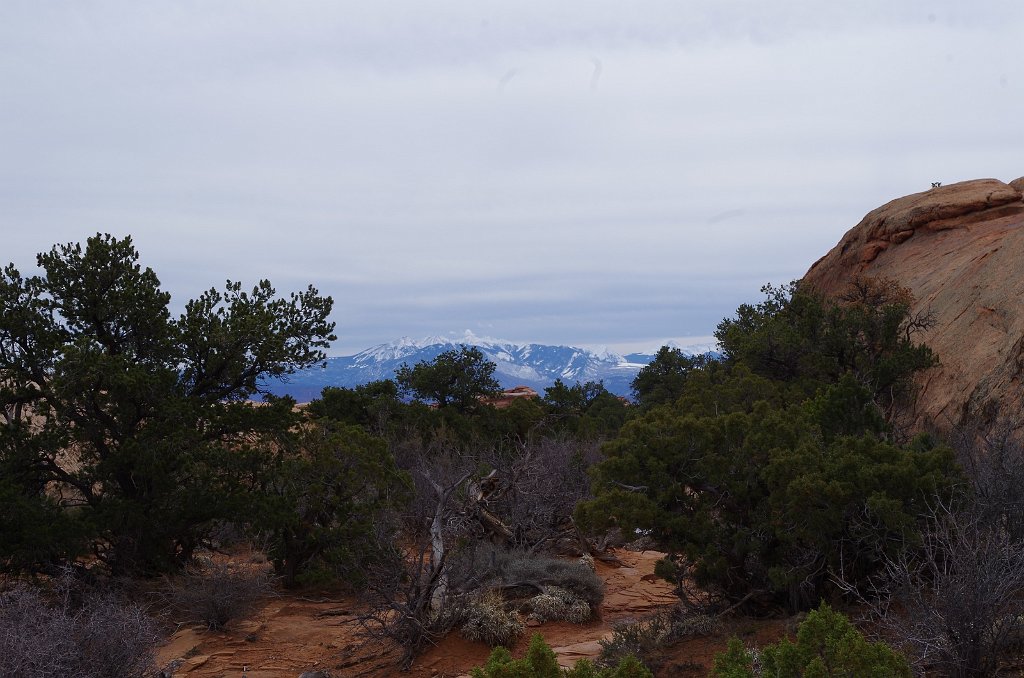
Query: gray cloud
[{"left": 2, "top": 1, "right": 1023, "bottom": 353}]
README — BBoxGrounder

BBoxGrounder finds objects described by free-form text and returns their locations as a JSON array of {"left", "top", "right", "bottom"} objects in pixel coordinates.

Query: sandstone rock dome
[{"left": 804, "top": 177, "right": 1024, "bottom": 433}]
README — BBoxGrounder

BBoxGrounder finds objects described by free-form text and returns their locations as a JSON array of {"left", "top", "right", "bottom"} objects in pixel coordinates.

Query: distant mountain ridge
[{"left": 262, "top": 331, "right": 718, "bottom": 402}]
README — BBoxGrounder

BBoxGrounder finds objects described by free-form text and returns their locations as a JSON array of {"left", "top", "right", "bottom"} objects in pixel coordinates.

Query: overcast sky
[{"left": 2, "top": 2, "right": 1022, "bottom": 354}]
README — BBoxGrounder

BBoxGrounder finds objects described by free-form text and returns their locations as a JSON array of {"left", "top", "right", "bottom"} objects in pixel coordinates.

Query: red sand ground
[{"left": 156, "top": 550, "right": 790, "bottom": 677}]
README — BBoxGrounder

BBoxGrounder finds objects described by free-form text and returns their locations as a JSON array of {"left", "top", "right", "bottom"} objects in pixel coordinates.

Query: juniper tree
[{"left": 0, "top": 234, "right": 335, "bottom": 574}]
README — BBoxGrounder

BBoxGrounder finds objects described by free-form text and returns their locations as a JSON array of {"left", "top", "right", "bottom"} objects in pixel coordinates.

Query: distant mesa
[
  {"left": 478, "top": 385, "right": 539, "bottom": 409},
  {"left": 804, "top": 176, "right": 1024, "bottom": 433}
]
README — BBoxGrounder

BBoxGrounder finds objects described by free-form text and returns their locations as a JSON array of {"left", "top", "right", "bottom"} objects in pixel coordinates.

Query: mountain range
[{"left": 261, "top": 331, "right": 718, "bottom": 402}]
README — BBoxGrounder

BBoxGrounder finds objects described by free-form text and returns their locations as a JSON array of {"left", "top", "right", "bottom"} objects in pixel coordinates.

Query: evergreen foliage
[
  {"left": 470, "top": 633, "right": 653, "bottom": 678},
  {"left": 307, "top": 380, "right": 402, "bottom": 432},
  {"left": 630, "top": 346, "right": 709, "bottom": 409},
  {"left": 715, "top": 279, "right": 935, "bottom": 418},
  {"left": 260, "top": 422, "right": 412, "bottom": 588},
  {"left": 542, "top": 380, "right": 629, "bottom": 438},
  {"left": 396, "top": 345, "right": 502, "bottom": 413},
  {"left": 578, "top": 279, "right": 959, "bottom": 610},
  {"left": 311, "top": 376, "right": 628, "bottom": 457},
  {"left": 710, "top": 603, "right": 911, "bottom": 677},
  {"left": 0, "top": 234, "right": 336, "bottom": 574}
]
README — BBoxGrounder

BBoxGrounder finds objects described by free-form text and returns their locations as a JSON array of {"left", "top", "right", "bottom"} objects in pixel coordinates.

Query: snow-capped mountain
[{"left": 261, "top": 331, "right": 717, "bottom": 402}]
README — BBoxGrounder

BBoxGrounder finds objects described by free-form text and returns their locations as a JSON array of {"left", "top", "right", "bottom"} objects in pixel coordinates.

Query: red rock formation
[
  {"left": 804, "top": 178, "right": 1024, "bottom": 433},
  {"left": 480, "top": 386, "right": 540, "bottom": 409}
]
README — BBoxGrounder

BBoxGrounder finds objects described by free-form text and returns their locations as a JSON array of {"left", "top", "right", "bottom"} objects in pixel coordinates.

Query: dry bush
[
  {"left": 476, "top": 438, "right": 602, "bottom": 553},
  {"left": 445, "top": 543, "right": 604, "bottom": 614},
  {"left": 841, "top": 499, "right": 1024, "bottom": 678},
  {"left": 830, "top": 416, "right": 1024, "bottom": 677},
  {"left": 497, "top": 549, "right": 604, "bottom": 611},
  {"left": 205, "top": 521, "right": 246, "bottom": 551},
  {"left": 397, "top": 442, "right": 478, "bottom": 535},
  {"left": 162, "top": 563, "right": 274, "bottom": 630},
  {"left": 599, "top": 608, "right": 719, "bottom": 671},
  {"left": 364, "top": 437, "right": 602, "bottom": 669},
  {"left": 528, "top": 585, "right": 592, "bottom": 623},
  {"left": 360, "top": 542, "right": 464, "bottom": 671},
  {"left": 360, "top": 468, "right": 471, "bottom": 673},
  {"left": 0, "top": 583, "right": 160, "bottom": 678},
  {"left": 951, "top": 414, "right": 1024, "bottom": 542},
  {"left": 364, "top": 542, "right": 601, "bottom": 665},
  {"left": 460, "top": 591, "right": 525, "bottom": 647},
  {"left": 397, "top": 438, "right": 600, "bottom": 553}
]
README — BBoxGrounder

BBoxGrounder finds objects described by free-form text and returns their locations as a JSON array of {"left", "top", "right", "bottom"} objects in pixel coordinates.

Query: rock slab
[{"left": 805, "top": 177, "right": 1024, "bottom": 432}]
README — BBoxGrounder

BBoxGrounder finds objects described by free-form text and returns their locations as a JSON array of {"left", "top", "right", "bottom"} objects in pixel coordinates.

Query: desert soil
[{"left": 156, "top": 549, "right": 787, "bottom": 678}]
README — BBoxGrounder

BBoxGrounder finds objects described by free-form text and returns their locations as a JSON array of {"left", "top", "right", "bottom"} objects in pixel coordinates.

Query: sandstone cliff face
[{"left": 804, "top": 178, "right": 1024, "bottom": 433}]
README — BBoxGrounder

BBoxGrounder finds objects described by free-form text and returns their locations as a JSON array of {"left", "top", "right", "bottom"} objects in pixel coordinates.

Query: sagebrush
[{"left": 0, "top": 583, "right": 160, "bottom": 678}]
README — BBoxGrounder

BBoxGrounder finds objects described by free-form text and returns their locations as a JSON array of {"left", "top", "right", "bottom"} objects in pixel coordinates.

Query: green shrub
[
  {"left": 578, "top": 281, "right": 959, "bottom": 611},
  {"left": 470, "top": 633, "right": 653, "bottom": 678},
  {"left": 578, "top": 397, "right": 958, "bottom": 610},
  {"left": 710, "top": 603, "right": 911, "bottom": 677},
  {"left": 711, "top": 638, "right": 757, "bottom": 678},
  {"left": 708, "top": 639, "right": 757, "bottom": 675},
  {"left": 262, "top": 422, "right": 412, "bottom": 589},
  {"left": 0, "top": 234, "right": 336, "bottom": 576}
]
